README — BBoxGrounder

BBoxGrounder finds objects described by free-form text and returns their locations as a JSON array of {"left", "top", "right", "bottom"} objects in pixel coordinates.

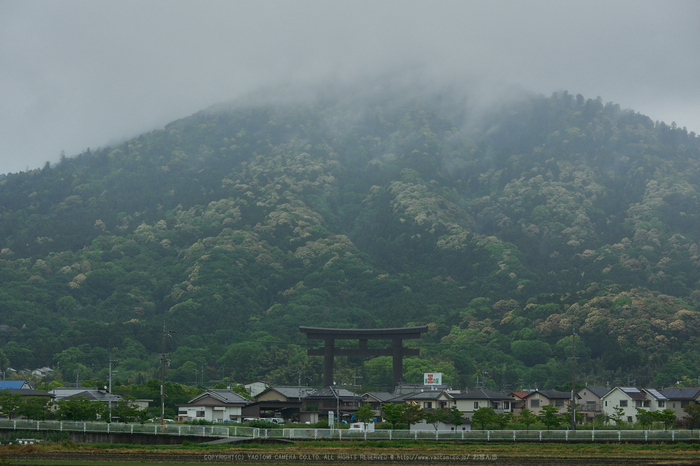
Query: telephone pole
[
  {"left": 108, "top": 354, "right": 118, "bottom": 422},
  {"left": 161, "top": 323, "right": 172, "bottom": 432},
  {"left": 570, "top": 325, "right": 578, "bottom": 431}
]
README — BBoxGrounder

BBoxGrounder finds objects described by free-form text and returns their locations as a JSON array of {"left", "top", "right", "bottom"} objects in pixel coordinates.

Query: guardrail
[{"left": 2, "top": 420, "right": 699, "bottom": 443}]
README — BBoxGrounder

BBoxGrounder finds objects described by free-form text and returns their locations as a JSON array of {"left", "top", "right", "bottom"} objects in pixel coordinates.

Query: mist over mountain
[{"left": 1, "top": 86, "right": 699, "bottom": 391}]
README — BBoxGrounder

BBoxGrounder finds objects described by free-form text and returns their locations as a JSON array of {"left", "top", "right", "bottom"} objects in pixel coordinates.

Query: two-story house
[
  {"left": 302, "top": 387, "right": 360, "bottom": 424},
  {"left": 522, "top": 389, "right": 573, "bottom": 415},
  {"left": 601, "top": 387, "right": 668, "bottom": 424},
  {"left": 406, "top": 390, "right": 453, "bottom": 411},
  {"left": 245, "top": 385, "right": 315, "bottom": 422},
  {"left": 452, "top": 389, "right": 513, "bottom": 415},
  {"left": 661, "top": 387, "right": 700, "bottom": 420},
  {"left": 576, "top": 386, "right": 610, "bottom": 423},
  {"left": 361, "top": 392, "right": 394, "bottom": 422}
]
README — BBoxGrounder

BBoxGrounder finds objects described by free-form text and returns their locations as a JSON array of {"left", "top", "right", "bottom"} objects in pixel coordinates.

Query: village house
[
  {"left": 508, "top": 390, "right": 533, "bottom": 415},
  {"left": 406, "top": 389, "right": 453, "bottom": 411},
  {"left": 0, "top": 380, "right": 34, "bottom": 390},
  {"left": 452, "top": 389, "right": 513, "bottom": 415},
  {"left": 178, "top": 389, "right": 250, "bottom": 423},
  {"left": 661, "top": 387, "right": 700, "bottom": 420},
  {"left": 600, "top": 387, "right": 668, "bottom": 424},
  {"left": 243, "top": 385, "right": 314, "bottom": 423},
  {"left": 302, "top": 387, "right": 360, "bottom": 424},
  {"left": 522, "top": 389, "right": 573, "bottom": 415},
  {"left": 360, "top": 391, "right": 394, "bottom": 422},
  {"left": 576, "top": 386, "right": 610, "bottom": 423}
]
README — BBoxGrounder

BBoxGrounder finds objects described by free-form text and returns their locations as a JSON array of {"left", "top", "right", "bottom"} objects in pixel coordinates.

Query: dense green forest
[{"left": 1, "top": 87, "right": 699, "bottom": 393}]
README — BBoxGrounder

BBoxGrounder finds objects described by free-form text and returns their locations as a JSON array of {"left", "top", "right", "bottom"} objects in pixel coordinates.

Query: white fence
[
  {"left": 2, "top": 420, "right": 699, "bottom": 443},
  {"left": 0, "top": 420, "right": 229, "bottom": 437}
]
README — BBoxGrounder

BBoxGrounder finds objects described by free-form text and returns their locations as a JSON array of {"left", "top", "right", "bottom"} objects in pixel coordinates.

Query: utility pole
[
  {"left": 352, "top": 370, "right": 363, "bottom": 408},
  {"left": 570, "top": 325, "right": 578, "bottom": 431},
  {"left": 108, "top": 354, "right": 118, "bottom": 422},
  {"left": 161, "top": 323, "right": 172, "bottom": 432}
]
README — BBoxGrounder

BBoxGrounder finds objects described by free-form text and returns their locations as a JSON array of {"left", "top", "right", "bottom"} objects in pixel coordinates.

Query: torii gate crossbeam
[{"left": 300, "top": 326, "right": 428, "bottom": 388}]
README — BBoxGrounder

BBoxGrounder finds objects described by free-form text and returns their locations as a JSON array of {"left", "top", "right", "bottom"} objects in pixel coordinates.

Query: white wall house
[
  {"left": 601, "top": 387, "right": 668, "bottom": 424},
  {"left": 179, "top": 389, "right": 249, "bottom": 423},
  {"left": 451, "top": 389, "right": 513, "bottom": 416}
]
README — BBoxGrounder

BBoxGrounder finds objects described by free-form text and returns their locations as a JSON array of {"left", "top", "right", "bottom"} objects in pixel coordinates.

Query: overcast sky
[{"left": 1, "top": 0, "right": 698, "bottom": 175}]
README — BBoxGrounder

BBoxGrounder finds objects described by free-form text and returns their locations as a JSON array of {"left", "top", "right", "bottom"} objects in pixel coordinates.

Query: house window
[
  {"left": 503, "top": 402, "right": 509, "bottom": 410},
  {"left": 474, "top": 402, "right": 479, "bottom": 409},
  {"left": 530, "top": 400, "right": 540, "bottom": 408},
  {"left": 555, "top": 400, "right": 564, "bottom": 407},
  {"left": 619, "top": 400, "right": 627, "bottom": 407},
  {"left": 424, "top": 402, "right": 432, "bottom": 409},
  {"left": 492, "top": 402, "right": 500, "bottom": 410},
  {"left": 673, "top": 403, "right": 676, "bottom": 408},
  {"left": 635, "top": 400, "right": 643, "bottom": 408},
  {"left": 196, "top": 410, "right": 205, "bottom": 418},
  {"left": 440, "top": 401, "right": 448, "bottom": 409},
  {"left": 658, "top": 401, "right": 665, "bottom": 408}
]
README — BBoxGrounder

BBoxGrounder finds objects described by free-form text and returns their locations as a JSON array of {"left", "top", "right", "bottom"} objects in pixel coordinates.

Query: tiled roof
[
  {"left": 3, "top": 389, "right": 53, "bottom": 398},
  {"left": 407, "top": 390, "right": 447, "bottom": 401},
  {"left": 50, "top": 388, "right": 122, "bottom": 402},
  {"left": 362, "top": 392, "right": 395, "bottom": 402},
  {"left": 580, "top": 386, "right": 610, "bottom": 399},
  {"left": 189, "top": 389, "right": 250, "bottom": 405},
  {"left": 662, "top": 387, "right": 700, "bottom": 400},
  {"left": 453, "top": 389, "right": 513, "bottom": 400},
  {"left": 306, "top": 387, "right": 358, "bottom": 398},
  {"left": 262, "top": 386, "right": 315, "bottom": 399}
]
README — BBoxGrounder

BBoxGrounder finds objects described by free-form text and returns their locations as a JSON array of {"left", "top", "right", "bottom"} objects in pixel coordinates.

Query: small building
[
  {"left": 601, "top": 387, "right": 668, "bottom": 424},
  {"left": 452, "top": 389, "right": 513, "bottom": 415},
  {"left": 508, "top": 390, "right": 533, "bottom": 415},
  {"left": 302, "top": 387, "right": 360, "bottom": 423},
  {"left": 244, "top": 381, "right": 269, "bottom": 398},
  {"left": 661, "top": 387, "right": 700, "bottom": 420},
  {"left": 522, "top": 389, "right": 573, "bottom": 415},
  {"left": 576, "top": 386, "right": 610, "bottom": 423},
  {"left": 406, "top": 390, "right": 452, "bottom": 411},
  {"left": 245, "top": 385, "right": 315, "bottom": 422},
  {"left": 50, "top": 387, "right": 122, "bottom": 405},
  {"left": 31, "top": 367, "right": 54, "bottom": 378},
  {"left": 179, "top": 389, "right": 250, "bottom": 423},
  {"left": 0, "top": 380, "right": 34, "bottom": 390},
  {"left": 361, "top": 392, "right": 395, "bottom": 422}
]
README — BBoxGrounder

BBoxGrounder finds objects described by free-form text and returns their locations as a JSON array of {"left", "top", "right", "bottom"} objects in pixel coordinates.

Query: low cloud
[{"left": 1, "top": 0, "right": 698, "bottom": 174}]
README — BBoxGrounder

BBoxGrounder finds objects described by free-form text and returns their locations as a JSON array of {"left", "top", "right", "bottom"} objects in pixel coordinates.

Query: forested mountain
[{"left": 1, "top": 87, "right": 699, "bottom": 392}]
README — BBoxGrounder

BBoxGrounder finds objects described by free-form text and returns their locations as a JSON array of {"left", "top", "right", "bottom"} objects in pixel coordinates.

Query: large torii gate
[{"left": 300, "top": 326, "right": 428, "bottom": 388}]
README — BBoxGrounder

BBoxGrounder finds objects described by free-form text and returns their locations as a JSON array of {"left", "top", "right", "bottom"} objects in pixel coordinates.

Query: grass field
[{"left": 1, "top": 440, "right": 700, "bottom": 465}]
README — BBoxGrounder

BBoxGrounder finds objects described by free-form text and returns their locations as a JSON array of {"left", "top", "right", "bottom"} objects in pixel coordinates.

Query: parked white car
[{"left": 348, "top": 422, "right": 374, "bottom": 433}]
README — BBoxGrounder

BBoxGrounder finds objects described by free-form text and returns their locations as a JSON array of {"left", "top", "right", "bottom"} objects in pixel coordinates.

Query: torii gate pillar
[{"left": 300, "top": 326, "right": 428, "bottom": 388}]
